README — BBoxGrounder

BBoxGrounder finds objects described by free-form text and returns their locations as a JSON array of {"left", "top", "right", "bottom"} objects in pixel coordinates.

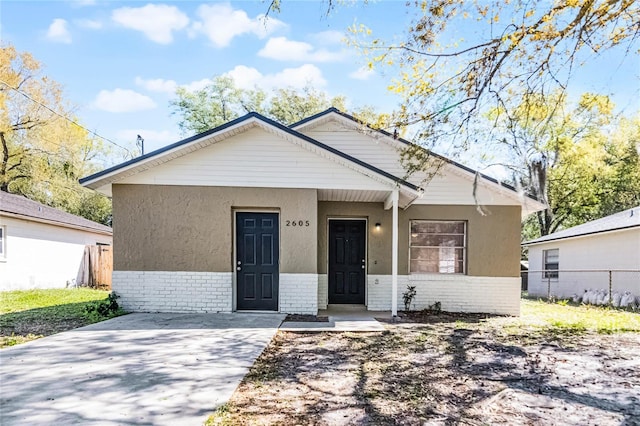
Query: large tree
[
  {"left": 268, "top": 1, "right": 639, "bottom": 215},
  {"left": 0, "top": 45, "right": 112, "bottom": 225},
  {"left": 490, "top": 91, "right": 640, "bottom": 239},
  {"left": 171, "top": 76, "right": 347, "bottom": 134},
  {"left": 349, "top": 0, "right": 639, "bottom": 141}
]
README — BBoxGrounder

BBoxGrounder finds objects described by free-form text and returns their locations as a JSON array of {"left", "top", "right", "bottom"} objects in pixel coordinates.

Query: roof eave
[
  {"left": 0, "top": 211, "right": 112, "bottom": 236},
  {"left": 522, "top": 224, "right": 640, "bottom": 246}
]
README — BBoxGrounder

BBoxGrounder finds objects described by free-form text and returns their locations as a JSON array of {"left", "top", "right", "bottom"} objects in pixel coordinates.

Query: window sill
[{"left": 409, "top": 272, "right": 466, "bottom": 276}]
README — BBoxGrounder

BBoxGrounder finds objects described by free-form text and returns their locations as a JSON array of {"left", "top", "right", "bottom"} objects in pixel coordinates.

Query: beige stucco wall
[
  {"left": 318, "top": 202, "right": 521, "bottom": 277},
  {"left": 112, "top": 184, "right": 317, "bottom": 273}
]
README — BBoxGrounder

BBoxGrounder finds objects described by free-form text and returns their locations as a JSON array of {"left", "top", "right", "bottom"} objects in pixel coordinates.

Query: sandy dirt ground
[{"left": 208, "top": 313, "right": 640, "bottom": 426}]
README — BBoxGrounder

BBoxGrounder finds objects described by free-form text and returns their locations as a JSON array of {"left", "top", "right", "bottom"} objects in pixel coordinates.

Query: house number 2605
[{"left": 286, "top": 220, "right": 310, "bottom": 227}]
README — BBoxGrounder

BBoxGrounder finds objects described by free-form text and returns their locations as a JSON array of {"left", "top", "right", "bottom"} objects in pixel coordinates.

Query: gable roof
[
  {"left": 0, "top": 191, "right": 112, "bottom": 235},
  {"left": 290, "top": 107, "right": 542, "bottom": 205},
  {"left": 523, "top": 206, "right": 640, "bottom": 246},
  {"left": 80, "top": 112, "right": 421, "bottom": 196}
]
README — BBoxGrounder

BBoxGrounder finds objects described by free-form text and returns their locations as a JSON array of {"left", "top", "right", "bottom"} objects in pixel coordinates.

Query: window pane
[
  {"left": 543, "top": 249, "right": 559, "bottom": 278},
  {"left": 410, "top": 247, "right": 464, "bottom": 273},
  {"left": 410, "top": 221, "right": 466, "bottom": 274},
  {"left": 411, "top": 221, "right": 464, "bottom": 234},
  {"left": 410, "top": 233, "right": 464, "bottom": 247}
]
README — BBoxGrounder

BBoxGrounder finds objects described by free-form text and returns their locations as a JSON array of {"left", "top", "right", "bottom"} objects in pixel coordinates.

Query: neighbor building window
[
  {"left": 410, "top": 220, "right": 466, "bottom": 274},
  {"left": 543, "top": 249, "right": 559, "bottom": 278},
  {"left": 0, "top": 226, "right": 5, "bottom": 259}
]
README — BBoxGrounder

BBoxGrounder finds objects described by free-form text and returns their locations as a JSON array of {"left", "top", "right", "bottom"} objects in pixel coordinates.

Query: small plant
[
  {"left": 402, "top": 285, "right": 417, "bottom": 311},
  {"left": 84, "top": 292, "right": 121, "bottom": 321},
  {"left": 427, "top": 301, "right": 442, "bottom": 312}
]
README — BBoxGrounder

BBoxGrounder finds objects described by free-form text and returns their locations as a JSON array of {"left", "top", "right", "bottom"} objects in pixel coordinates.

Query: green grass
[
  {"left": 516, "top": 298, "right": 640, "bottom": 334},
  {"left": 0, "top": 288, "right": 125, "bottom": 348}
]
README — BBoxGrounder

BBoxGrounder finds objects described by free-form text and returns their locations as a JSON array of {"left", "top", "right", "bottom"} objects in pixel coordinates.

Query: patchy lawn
[
  {"left": 0, "top": 288, "right": 125, "bottom": 348},
  {"left": 207, "top": 300, "right": 640, "bottom": 425}
]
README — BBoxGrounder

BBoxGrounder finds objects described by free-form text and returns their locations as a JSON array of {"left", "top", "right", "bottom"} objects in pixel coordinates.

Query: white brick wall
[
  {"left": 317, "top": 274, "right": 328, "bottom": 310},
  {"left": 112, "top": 271, "right": 233, "bottom": 313},
  {"left": 367, "top": 275, "right": 408, "bottom": 311},
  {"left": 367, "top": 274, "right": 521, "bottom": 315},
  {"left": 279, "top": 273, "right": 318, "bottom": 314}
]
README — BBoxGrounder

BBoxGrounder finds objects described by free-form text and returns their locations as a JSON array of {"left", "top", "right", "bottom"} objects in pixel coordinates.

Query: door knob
[{"left": 237, "top": 266, "right": 242, "bottom": 271}]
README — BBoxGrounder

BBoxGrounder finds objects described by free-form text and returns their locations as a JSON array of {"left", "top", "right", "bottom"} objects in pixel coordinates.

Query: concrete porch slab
[{"left": 280, "top": 305, "right": 389, "bottom": 332}]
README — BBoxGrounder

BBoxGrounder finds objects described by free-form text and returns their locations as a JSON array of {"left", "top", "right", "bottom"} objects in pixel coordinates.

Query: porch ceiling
[{"left": 317, "top": 189, "right": 416, "bottom": 209}]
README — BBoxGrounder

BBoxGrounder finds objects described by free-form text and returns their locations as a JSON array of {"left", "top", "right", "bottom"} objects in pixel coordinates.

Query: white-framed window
[
  {"left": 543, "top": 248, "right": 559, "bottom": 278},
  {"left": 410, "top": 220, "right": 466, "bottom": 274},
  {"left": 0, "top": 225, "right": 5, "bottom": 260}
]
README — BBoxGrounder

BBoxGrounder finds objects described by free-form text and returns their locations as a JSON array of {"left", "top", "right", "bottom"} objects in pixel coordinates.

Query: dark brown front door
[
  {"left": 236, "top": 212, "right": 279, "bottom": 311},
  {"left": 328, "top": 219, "right": 366, "bottom": 304}
]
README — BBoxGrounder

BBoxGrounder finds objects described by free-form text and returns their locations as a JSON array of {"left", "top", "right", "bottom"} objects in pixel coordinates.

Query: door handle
[{"left": 237, "top": 266, "right": 242, "bottom": 271}]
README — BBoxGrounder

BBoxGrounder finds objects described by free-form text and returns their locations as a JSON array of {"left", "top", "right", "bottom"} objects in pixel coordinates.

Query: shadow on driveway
[{"left": 0, "top": 312, "right": 284, "bottom": 426}]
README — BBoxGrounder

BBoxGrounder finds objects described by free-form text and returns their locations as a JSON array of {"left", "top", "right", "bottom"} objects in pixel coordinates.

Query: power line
[{"left": 0, "top": 78, "right": 134, "bottom": 157}]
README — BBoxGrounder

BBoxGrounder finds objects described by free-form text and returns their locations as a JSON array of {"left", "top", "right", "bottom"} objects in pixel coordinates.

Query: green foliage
[
  {"left": 0, "top": 44, "right": 112, "bottom": 225},
  {"left": 84, "top": 292, "right": 121, "bottom": 321},
  {"left": 492, "top": 92, "right": 639, "bottom": 239},
  {"left": 171, "top": 75, "right": 348, "bottom": 134},
  {"left": 520, "top": 299, "right": 640, "bottom": 334},
  {"left": 0, "top": 288, "right": 121, "bottom": 347},
  {"left": 342, "top": 1, "right": 638, "bottom": 150},
  {"left": 402, "top": 285, "right": 417, "bottom": 311},
  {"left": 268, "top": 86, "right": 346, "bottom": 125}
]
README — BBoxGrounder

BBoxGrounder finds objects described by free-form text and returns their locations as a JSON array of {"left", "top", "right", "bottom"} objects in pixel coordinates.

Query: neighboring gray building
[{"left": 523, "top": 207, "right": 640, "bottom": 298}]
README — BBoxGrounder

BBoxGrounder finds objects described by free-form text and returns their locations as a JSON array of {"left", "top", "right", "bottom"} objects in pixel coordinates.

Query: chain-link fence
[{"left": 525, "top": 269, "right": 640, "bottom": 307}]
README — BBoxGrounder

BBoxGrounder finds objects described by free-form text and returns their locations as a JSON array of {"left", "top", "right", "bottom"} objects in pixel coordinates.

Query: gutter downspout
[{"left": 391, "top": 189, "right": 399, "bottom": 317}]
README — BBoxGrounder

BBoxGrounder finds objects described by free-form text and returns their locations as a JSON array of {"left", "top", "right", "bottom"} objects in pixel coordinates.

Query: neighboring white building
[
  {"left": 524, "top": 207, "right": 640, "bottom": 299},
  {"left": 0, "top": 191, "right": 112, "bottom": 290}
]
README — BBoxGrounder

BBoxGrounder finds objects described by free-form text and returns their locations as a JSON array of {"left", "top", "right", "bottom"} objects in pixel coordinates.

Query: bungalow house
[
  {"left": 0, "top": 191, "right": 113, "bottom": 290},
  {"left": 523, "top": 206, "right": 640, "bottom": 299},
  {"left": 80, "top": 108, "right": 544, "bottom": 316}
]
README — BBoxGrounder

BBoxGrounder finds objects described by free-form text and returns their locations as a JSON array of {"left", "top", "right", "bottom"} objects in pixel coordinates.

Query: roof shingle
[
  {"left": 0, "top": 191, "right": 112, "bottom": 235},
  {"left": 523, "top": 206, "right": 640, "bottom": 245}
]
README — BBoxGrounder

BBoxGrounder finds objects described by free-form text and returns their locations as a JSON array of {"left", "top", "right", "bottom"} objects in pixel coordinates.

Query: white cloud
[
  {"left": 135, "top": 76, "right": 213, "bottom": 94},
  {"left": 46, "top": 19, "right": 72, "bottom": 44},
  {"left": 76, "top": 19, "right": 103, "bottom": 29},
  {"left": 71, "top": 0, "right": 97, "bottom": 6},
  {"left": 112, "top": 4, "right": 189, "bottom": 44},
  {"left": 116, "top": 129, "right": 180, "bottom": 151},
  {"left": 224, "top": 64, "right": 326, "bottom": 90},
  {"left": 223, "top": 66, "right": 263, "bottom": 89},
  {"left": 92, "top": 89, "right": 157, "bottom": 113},
  {"left": 309, "top": 30, "right": 345, "bottom": 45},
  {"left": 189, "top": 3, "right": 286, "bottom": 48},
  {"left": 349, "top": 66, "right": 375, "bottom": 81},
  {"left": 258, "top": 37, "right": 346, "bottom": 62},
  {"left": 181, "top": 78, "right": 212, "bottom": 92},
  {"left": 135, "top": 77, "right": 178, "bottom": 94}
]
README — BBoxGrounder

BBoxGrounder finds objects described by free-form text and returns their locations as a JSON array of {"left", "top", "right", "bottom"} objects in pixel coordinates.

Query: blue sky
[{"left": 2, "top": 0, "right": 638, "bottom": 172}]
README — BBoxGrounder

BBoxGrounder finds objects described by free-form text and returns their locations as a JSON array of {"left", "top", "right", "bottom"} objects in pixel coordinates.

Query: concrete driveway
[{"left": 0, "top": 312, "right": 284, "bottom": 425}]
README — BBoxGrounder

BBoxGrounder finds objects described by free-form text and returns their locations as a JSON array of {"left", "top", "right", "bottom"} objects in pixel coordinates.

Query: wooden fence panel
[{"left": 77, "top": 245, "right": 113, "bottom": 290}]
